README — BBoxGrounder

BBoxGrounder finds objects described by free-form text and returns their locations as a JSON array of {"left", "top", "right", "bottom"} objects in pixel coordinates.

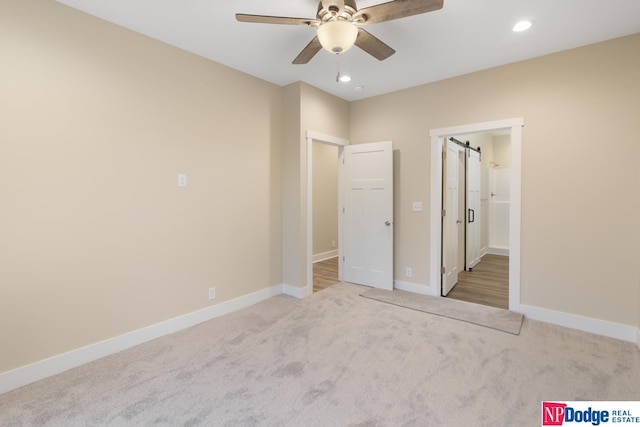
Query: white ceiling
[{"left": 55, "top": 0, "right": 640, "bottom": 101}]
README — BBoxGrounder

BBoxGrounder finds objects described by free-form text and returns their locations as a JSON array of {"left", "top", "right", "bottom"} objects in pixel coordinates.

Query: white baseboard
[
  {"left": 281, "top": 283, "right": 311, "bottom": 299},
  {"left": 486, "top": 247, "right": 509, "bottom": 256},
  {"left": 394, "top": 280, "right": 436, "bottom": 296},
  {"left": 4, "top": 286, "right": 635, "bottom": 397},
  {"left": 0, "top": 284, "right": 284, "bottom": 395},
  {"left": 519, "top": 304, "right": 638, "bottom": 343},
  {"left": 312, "top": 250, "right": 338, "bottom": 263}
]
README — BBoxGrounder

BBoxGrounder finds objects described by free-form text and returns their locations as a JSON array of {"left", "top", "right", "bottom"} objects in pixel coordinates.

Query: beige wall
[
  {"left": 0, "top": 1, "right": 283, "bottom": 373},
  {"left": 312, "top": 143, "right": 339, "bottom": 256},
  {"left": 350, "top": 34, "right": 640, "bottom": 326},
  {"left": 281, "top": 84, "right": 302, "bottom": 288}
]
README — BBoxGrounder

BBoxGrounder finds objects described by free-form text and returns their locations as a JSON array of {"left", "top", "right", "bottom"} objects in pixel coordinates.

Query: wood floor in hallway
[
  {"left": 313, "top": 257, "right": 339, "bottom": 293},
  {"left": 446, "top": 254, "right": 509, "bottom": 309},
  {"left": 313, "top": 254, "right": 509, "bottom": 310}
]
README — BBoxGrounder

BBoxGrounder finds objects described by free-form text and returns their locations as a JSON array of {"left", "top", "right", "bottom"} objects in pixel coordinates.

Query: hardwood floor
[
  {"left": 314, "top": 254, "right": 508, "bottom": 310},
  {"left": 313, "top": 257, "right": 339, "bottom": 293},
  {"left": 445, "top": 254, "right": 509, "bottom": 309}
]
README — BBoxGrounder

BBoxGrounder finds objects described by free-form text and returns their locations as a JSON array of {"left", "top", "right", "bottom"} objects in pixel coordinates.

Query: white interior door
[
  {"left": 341, "top": 141, "right": 393, "bottom": 290},
  {"left": 466, "top": 149, "right": 481, "bottom": 269},
  {"left": 442, "top": 140, "right": 460, "bottom": 295}
]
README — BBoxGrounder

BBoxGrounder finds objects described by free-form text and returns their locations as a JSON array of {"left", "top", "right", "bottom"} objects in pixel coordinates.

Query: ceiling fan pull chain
[{"left": 335, "top": 54, "right": 340, "bottom": 83}]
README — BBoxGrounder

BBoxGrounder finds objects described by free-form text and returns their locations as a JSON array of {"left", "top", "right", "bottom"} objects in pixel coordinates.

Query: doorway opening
[
  {"left": 429, "top": 118, "right": 523, "bottom": 312},
  {"left": 305, "top": 131, "right": 348, "bottom": 297},
  {"left": 311, "top": 141, "right": 340, "bottom": 293},
  {"left": 442, "top": 132, "right": 510, "bottom": 309},
  {"left": 305, "top": 132, "right": 394, "bottom": 296}
]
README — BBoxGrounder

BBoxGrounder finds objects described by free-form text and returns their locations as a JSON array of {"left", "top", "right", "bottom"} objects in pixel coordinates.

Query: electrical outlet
[
  {"left": 208, "top": 287, "right": 216, "bottom": 300},
  {"left": 331, "top": 240, "right": 336, "bottom": 248},
  {"left": 405, "top": 267, "right": 412, "bottom": 278}
]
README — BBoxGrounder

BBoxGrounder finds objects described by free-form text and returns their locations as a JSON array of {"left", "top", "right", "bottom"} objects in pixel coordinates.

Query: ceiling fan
[{"left": 236, "top": 0, "right": 444, "bottom": 64}]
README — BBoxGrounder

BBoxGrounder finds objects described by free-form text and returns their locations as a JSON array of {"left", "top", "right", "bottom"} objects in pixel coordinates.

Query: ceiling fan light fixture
[{"left": 317, "top": 20, "right": 358, "bottom": 54}]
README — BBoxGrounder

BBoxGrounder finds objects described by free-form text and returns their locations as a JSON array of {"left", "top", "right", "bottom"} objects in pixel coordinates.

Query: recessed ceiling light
[
  {"left": 339, "top": 74, "right": 352, "bottom": 83},
  {"left": 513, "top": 20, "right": 533, "bottom": 32},
  {"left": 354, "top": 86, "right": 364, "bottom": 92}
]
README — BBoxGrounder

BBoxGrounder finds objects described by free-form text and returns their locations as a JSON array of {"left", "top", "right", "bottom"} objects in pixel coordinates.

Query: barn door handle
[
  {"left": 385, "top": 221, "right": 391, "bottom": 226},
  {"left": 468, "top": 209, "right": 475, "bottom": 223}
]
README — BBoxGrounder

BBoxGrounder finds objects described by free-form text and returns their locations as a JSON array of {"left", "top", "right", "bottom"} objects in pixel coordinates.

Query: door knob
[{"left": 385, "top": 221, "right": 391, "bottom": 226}]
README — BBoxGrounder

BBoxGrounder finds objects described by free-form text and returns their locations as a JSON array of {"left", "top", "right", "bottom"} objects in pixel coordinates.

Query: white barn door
[
  {"left": 466, "top": 149, "right": 482, "bottom": 270},
  {"left": 442, "top": 139, "right": 461, "bottom": 295},
  {"left": 341, "top": 141, "right": 393, "bottom": 290}
]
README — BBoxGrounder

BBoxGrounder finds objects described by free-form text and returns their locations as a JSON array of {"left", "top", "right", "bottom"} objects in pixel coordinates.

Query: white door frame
[
  {"left": 305, "top": 130, "right": 349, "bottom": 298},
  {"left": 429, "top": 118, "right": 524, "bottom": 311}
]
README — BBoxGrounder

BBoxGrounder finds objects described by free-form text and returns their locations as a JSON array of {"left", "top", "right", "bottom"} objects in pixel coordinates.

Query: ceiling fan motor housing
[{"left": 317, "top": 0, "right": 359, "bottom": 22}]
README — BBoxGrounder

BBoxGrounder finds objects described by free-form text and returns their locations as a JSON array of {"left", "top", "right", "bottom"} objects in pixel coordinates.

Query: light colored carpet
[
  {"left": 1, "top": 282, "right": 639, "bottom": 426},
  {"left": 360, "top": 288, "right": 524, "bottom": 335}
]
